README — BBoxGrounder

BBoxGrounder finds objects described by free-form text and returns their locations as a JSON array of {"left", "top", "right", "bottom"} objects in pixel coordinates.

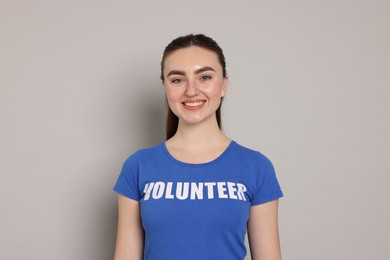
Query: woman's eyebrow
[
  {"left": 194, "top": 66, "right": 215, "bottom": 74},
  {"left": 166, "top": 66, "right": 216, "bottom": 78},
  {"left": 167, "top": 70, "right": 185, "bottom": 77}
]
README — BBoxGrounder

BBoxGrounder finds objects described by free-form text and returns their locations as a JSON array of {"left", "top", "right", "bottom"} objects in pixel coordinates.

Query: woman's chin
[{"left": 179, "top": 114, "right": 216, "bottom": 127}]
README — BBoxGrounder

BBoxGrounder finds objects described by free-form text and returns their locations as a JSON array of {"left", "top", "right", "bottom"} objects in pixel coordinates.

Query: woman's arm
[
  {"left": 113, "top": 194, "right": 144, "bottom": 260},
  {"left": 247, "top": 199, "right": 282, "bottom": 260}
]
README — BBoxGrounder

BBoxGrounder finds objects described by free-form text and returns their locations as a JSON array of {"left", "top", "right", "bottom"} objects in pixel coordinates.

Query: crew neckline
[{"left": 160, "top": 140, "right": 236, "bottom": 167}]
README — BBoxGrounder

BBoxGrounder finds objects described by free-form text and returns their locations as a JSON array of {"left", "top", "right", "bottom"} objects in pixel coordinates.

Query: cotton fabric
[{"left": 113, "top": 140, "right": 283, "bottom": 260}]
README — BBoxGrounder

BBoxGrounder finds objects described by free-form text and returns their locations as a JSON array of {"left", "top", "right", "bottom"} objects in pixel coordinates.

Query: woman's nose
[{"left": 185, "top": 80, "right": 199, "bottom": 96}]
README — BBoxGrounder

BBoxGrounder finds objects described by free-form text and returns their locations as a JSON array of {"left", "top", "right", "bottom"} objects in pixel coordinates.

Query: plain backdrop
[{"left": 1, "top": 0, "right": 389, "bottom": 259}]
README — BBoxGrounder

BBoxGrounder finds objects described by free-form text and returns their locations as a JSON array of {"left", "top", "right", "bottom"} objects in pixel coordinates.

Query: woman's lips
[{"left": 182, "top": 100, "right": 206, "bottom": 110}]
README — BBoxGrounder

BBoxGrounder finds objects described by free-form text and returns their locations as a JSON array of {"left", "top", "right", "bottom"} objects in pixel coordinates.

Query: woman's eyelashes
[
  {"left": 171, "top": 78, "right": 184, "bottom": 84},
  {"left": 200, "top": 75, "right": 212, "bottom": 81},
  {"left": 169, "top": 75, "right": 212, "bottom": 84}
]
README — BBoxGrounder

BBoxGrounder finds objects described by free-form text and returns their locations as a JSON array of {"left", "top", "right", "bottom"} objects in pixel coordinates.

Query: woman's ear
[{"left": 221, "top": 75, "right": 228, "bottom": 97}]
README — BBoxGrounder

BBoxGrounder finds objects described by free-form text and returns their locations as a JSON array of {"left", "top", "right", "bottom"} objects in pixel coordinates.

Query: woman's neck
[{"left": 168, "top": 118, "right": 230, "bottom": 150}]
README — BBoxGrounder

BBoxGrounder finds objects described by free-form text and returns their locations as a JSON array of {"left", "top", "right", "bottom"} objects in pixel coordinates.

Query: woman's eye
[
  {"left": 171, "top": 78, "right": 183, "bottom": 84},
  {"left": 200, "top": 75, "right": 211, "bottom": 81}
]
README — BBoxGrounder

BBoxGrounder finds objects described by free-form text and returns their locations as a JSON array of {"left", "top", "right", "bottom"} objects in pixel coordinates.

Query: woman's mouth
[
  {"left": 184, "top": 101, "right": 204, "bottom": 106},
  {"left": 182, "top": 100, "right": 206, "bottom": 109}
]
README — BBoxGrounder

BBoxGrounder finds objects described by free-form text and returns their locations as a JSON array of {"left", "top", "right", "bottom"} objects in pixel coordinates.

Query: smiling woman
[
  {"left": 163, "top": 46, "right": 227, "bottom": 129},
  {"left": 113, "top": 34, "right": 284, "bottom": 260},
  {"left": 160, "top": 35, "right": 227, "bottom": 140}
]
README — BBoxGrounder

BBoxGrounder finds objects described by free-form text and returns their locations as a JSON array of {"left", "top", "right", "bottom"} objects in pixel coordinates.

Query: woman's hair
[{"left": 160, "top": 34, "right": 227, "bottom": 140}]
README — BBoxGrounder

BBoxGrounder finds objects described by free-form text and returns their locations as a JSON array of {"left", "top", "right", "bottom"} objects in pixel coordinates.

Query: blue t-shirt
[{"left": 113, "top": 140, "right": 283, "bottom": 260}]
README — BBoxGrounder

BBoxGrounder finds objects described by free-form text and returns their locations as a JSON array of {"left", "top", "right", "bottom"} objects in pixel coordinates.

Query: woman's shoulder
[
  {"left": 123, "top": 142, "right": 164, "bottom": 163},
  {"left": 232, "top": 141, "right": 273, "bottom": 164},
  {"left": 137, "top": 142, "right": 163, "bottom": 154},
  {"left": 232, "top": 140, "right": 260, "bottom": 156}
]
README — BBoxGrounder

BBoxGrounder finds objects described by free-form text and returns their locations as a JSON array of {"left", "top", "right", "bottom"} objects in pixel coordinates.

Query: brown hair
[{"left": 161, "top": 34, "right": 227, "bottom": 140}]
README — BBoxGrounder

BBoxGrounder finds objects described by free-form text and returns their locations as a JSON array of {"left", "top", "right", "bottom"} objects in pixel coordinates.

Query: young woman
[{"left": 113, "top": 34, "right": 284, "bottom": 260}]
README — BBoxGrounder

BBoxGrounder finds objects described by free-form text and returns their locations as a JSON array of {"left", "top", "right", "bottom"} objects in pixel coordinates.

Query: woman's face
[{"left": 163, "top": 46, "right": 227, "bottom": 126}]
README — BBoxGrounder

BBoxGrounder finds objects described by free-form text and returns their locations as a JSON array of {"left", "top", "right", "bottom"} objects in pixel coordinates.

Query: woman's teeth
[{"left": 184, "top": 102, "right": 204, "bottom": 107}]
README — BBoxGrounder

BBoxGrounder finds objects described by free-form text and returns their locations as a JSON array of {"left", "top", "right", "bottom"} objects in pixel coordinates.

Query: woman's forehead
[{"left": 164, "top": 46, "right": 221, "bottom": 71}]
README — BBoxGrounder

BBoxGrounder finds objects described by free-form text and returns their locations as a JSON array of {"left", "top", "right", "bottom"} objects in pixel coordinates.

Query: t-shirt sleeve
[
  {"left": 251, "top": 153, "right": 284, "bottom": 206},
  {"left": 113, "top": 152, "right": 141, "bottom": 201}
]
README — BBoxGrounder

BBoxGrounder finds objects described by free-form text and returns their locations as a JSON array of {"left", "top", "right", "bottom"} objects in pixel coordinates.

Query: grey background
[{"left": 1, "top": 0, "right": 389, "bottom": 259}]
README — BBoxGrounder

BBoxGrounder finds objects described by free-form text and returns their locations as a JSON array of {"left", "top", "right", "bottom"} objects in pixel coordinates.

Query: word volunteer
[{"left": 143, "top": 181, "right": 248, "bottom": 201}]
